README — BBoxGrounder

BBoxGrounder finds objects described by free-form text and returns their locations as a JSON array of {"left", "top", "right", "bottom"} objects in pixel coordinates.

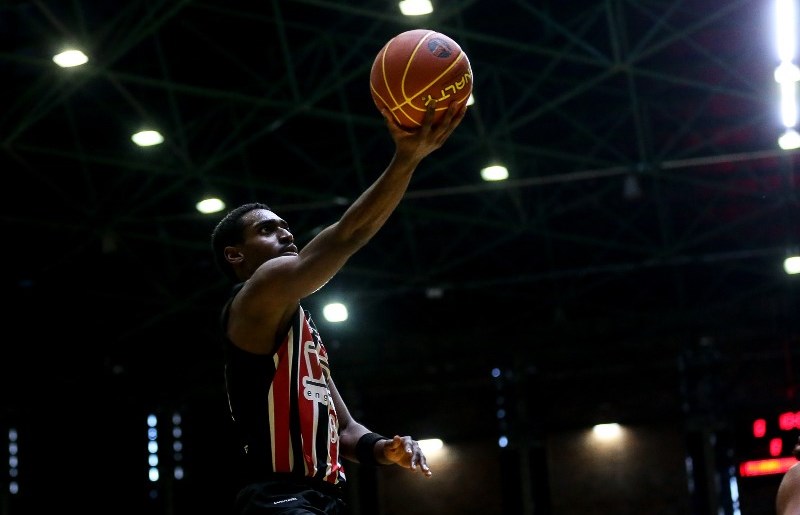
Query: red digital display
[
  {"left": 779, "top": 411, "right": 800, "bottom": 431},
  {"left": 753, "top": 418, "right": 766, "bottom": 438},
  {"left": 739, "top": 410, "right": 799, "bottom": 477},
  {"left": 739, "top": 457, "right": 797, "bottom": 477}
]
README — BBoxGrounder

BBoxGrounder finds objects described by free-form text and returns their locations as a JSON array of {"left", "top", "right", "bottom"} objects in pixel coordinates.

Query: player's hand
[
  {"left": 383, "top": 101, "right": 466, "bottom": 164},
  {"left": 379, "top": 435, "right": 432, "bottom": 477}
]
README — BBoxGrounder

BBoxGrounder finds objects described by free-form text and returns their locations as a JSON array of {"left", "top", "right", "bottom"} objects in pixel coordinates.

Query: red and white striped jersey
[{"left": 223, "top": 294, "right": 345, "bottom": 486}]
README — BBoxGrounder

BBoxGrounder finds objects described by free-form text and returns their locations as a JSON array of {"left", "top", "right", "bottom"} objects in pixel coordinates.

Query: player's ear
[{"left": 224, "top": 246, "right": 244, "bottom": 265}]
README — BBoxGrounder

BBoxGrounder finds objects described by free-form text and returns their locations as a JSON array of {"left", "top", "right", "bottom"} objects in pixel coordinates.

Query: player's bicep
[
  {"left": 244, "top": 248, "right": 344, "bottom": 304},
  {"left": 277, "top": 233, "right": 360, "bottom": 299}
]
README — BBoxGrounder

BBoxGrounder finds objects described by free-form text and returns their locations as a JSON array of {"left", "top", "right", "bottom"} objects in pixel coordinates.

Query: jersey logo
[{"left": 302, "top": 338, "right": 330, "bottom": 405}]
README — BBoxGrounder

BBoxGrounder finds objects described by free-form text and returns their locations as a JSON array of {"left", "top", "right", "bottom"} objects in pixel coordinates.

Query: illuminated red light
[
  {"left": 770, "top": 437, "right": 784, "bottom": 456},
  {"left": 778, "top": 411, "right": 800, "bottom": 431},
  {"left": 753, "top": 418, "right": 767, "bottom": 438},
  {"left": 739, "top": 457, "right": 798, "bottom": 477}
]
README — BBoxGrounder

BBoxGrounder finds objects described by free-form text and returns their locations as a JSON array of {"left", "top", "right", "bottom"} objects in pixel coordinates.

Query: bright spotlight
[
  {"left": 53, "top": 49, "right": 88, "bottom": 67},
  {"left": 323, "top": 302, "right": 348, "bottom": 322},
  {"left": 196, "top": 197, "right": 225, "bottom": 214},
  {"left": 592, "top": 423, "right": 622, "bottom": 440},
  {"left": 784, "top": 255, "right": 800, "bottom": 274},
  {"left": 132, "top": 130, "right": 164, "bottom": 147}
]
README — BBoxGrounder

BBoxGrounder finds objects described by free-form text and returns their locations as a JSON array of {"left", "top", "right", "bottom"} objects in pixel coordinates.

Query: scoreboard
[{"left": 738, "top": 410, "right": 800, "bottom": 477}]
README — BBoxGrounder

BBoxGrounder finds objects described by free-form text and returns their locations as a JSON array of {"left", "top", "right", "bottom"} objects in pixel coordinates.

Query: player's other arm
[{"left": 331, "top": 379, "right": 432, "bottom": 477}]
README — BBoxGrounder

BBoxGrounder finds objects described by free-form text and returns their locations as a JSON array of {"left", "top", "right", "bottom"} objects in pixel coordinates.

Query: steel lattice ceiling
[{"left": 2, "top": 0, "right": 799, "bottom": 441}]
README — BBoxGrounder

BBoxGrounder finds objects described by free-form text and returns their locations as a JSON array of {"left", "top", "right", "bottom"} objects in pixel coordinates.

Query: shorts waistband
[{"left": 246, "top": 473, "right": 344, "bottom": 498}]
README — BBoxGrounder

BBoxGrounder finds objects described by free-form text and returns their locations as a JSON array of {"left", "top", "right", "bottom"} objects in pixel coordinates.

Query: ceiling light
[
  {"left": 774, "top": 62, "right": 800, "bottom": 83},
  {"left": 778, "top": 128, "right": 800, "bottom": 149},
  {"left": 196, "top": 197, "right": 225, "bottom": 214},
  {"left": 399, "top": 0, "right": 433, "bottom": 16},
  {"left": 481, "top": 165, "right": 508, "bottom": 181},
  {"left": 131, "top": 130, "right": 164, "bottom": 147},
  {"left": 466, "top": 94, "right": 475, "bottom": 106},
  {"left": 784, "top": 255, "right": 800, "bottom": 274},
  {"left": 776, "top": 0, "right": 797, "bottom": 61},
  {"left": 323, "top": 302, "right": 348, "bottom": 322},
  {"left": 780, "top": 80, "right": 798, "bottom": 126},
  {"left": 53, "top": 49, "right": 88, "bottom": 68}
]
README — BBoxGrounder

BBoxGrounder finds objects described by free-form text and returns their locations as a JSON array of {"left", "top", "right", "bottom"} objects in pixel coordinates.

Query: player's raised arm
[{"left": 256, "top": 102, "right": 465, "bottom": 305}]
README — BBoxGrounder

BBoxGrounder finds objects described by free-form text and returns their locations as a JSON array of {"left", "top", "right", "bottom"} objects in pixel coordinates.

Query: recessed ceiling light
[
  {"left": 131, "top": 130, "right": 164, "bottom": 147},
  {"left": 53, "top": 49, "right": 88, "bottom": 68},
  {"left": 481, "top": 165, "right": 508, "bottom": 181}
]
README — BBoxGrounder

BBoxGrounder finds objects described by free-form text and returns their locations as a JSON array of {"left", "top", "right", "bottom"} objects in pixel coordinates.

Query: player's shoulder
[{"left": 777, "top": 462, "right": 800, "bottom": 515}]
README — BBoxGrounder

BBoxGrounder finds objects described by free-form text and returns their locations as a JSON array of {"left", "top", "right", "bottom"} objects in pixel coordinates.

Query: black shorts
[{"left": 233, "top": 478, "right": 347, "bottom": 515}]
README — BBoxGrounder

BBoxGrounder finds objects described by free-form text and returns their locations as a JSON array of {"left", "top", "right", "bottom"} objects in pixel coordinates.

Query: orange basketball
[{"left": 370, "top": 29, "right": 472, "bottom": 129}]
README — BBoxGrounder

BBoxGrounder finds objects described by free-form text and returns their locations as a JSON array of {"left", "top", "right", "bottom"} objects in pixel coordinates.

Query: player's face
[{"left": 239, "top": 209, "right": 297, "bottom": 268}]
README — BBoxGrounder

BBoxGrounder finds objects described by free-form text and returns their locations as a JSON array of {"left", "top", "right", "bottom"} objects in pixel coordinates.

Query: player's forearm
[
  {"left": 335, "top": 152, "right": 419, "bottom": 245},
  {"left": 337, "top": 422, "right": 371, "bottom": 462}
]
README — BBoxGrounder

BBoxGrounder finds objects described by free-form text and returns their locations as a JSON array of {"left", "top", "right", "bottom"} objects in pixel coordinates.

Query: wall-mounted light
[
  {"left": 778, "top": 128, "right": 800, "bottom": 149},
  {"left": 592, "top": 423, "right": 622, "bottom": 440},
  {"left": 784, "top": 255, "right": 800, "bottom": 274},
  {"left": 774, "top": 0, "right": 800, "bottom": 148}
]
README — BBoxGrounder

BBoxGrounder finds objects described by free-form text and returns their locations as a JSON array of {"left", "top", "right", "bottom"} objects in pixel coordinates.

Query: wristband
[{"left": 356, "top": 432, "right": 388, "bottom": 466}]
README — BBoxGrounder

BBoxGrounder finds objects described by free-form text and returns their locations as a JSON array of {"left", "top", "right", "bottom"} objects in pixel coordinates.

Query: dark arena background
[{"left": 1, "top": 1, "right": 799, "bottom": 514}]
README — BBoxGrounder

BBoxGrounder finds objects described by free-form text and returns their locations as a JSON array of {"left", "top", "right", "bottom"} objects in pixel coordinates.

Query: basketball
[{"left": 370, "top": 29, "right": 472, "bottom": 129}]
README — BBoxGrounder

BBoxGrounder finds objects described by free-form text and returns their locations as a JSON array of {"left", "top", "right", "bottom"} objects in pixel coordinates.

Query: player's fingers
[{"left": 421, "top": 102, "right": 436, "bottom": 128}]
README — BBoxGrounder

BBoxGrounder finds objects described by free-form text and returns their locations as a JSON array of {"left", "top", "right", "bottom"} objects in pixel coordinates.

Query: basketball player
[
  {"left": 777, "top": 435, "right": 800, "bottom": 515},
  {"left": 211, "top": 102, "right": 465, "bottom": 514}
]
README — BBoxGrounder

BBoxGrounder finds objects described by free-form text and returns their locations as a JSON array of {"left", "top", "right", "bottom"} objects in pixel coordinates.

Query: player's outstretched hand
[
  {"left": 380, "top": 435, "right": 432, "bottom": 477},
  {"left": 383, "top": 102, "right": 466, "bottom": 165}
]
